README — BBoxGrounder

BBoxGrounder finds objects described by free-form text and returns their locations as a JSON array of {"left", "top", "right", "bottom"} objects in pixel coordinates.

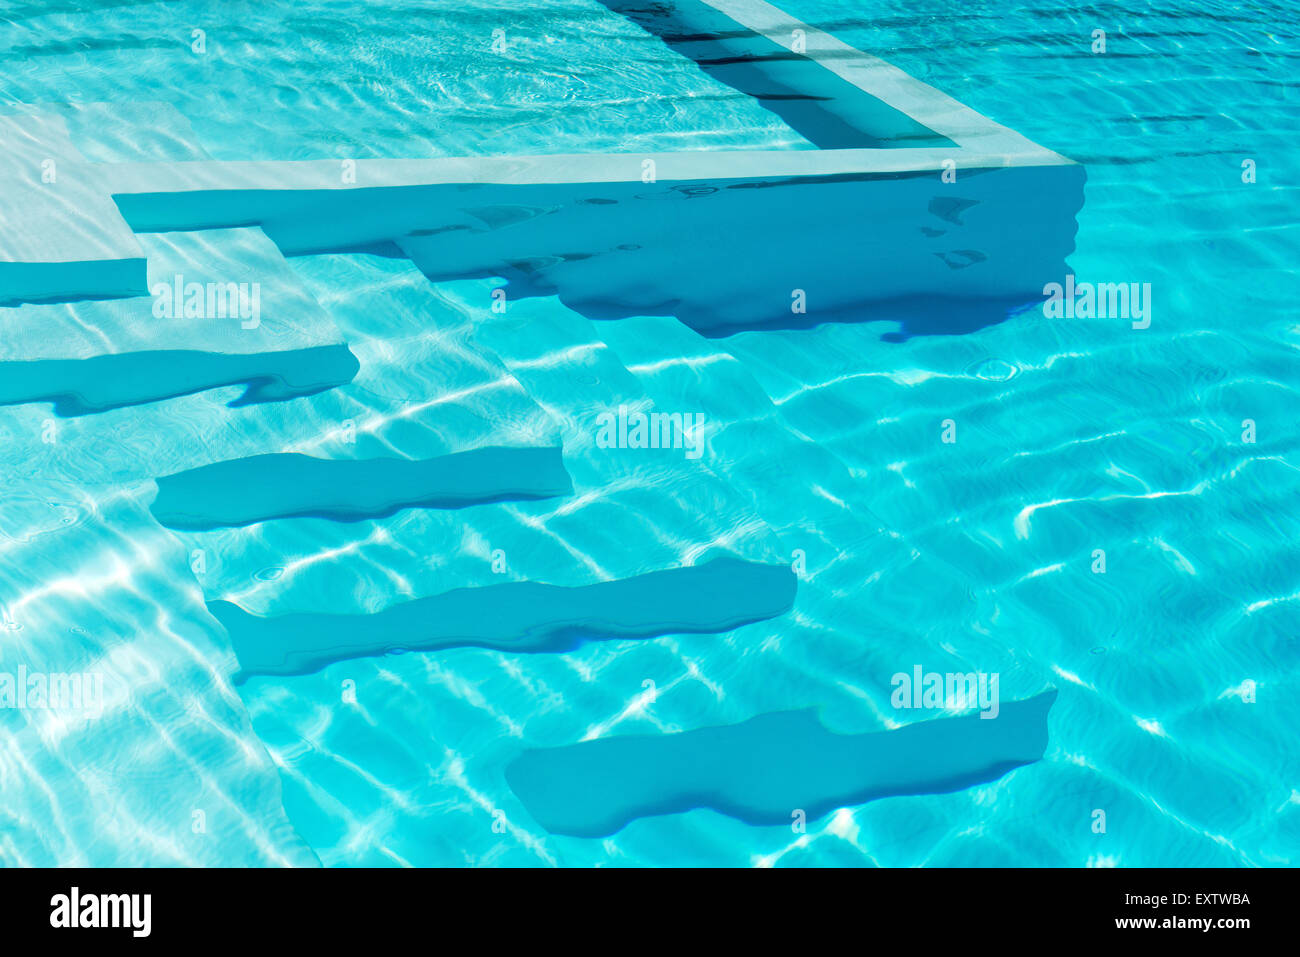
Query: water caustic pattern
[
  {"left": 0, "top": 0, "right": 1295, "bottom": 868},
  {"left": 741, "top": 0, "right": 1300, "bottom": 863},
  {"left": 0, "top": 0, "right": 815, "bottom": 158},
  {"left": 0, "top": 487, "right": 317, "bottom": 866}
]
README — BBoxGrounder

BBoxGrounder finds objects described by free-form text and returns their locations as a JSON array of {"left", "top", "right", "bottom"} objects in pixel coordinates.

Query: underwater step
[
  {"left": 23, "top": 101, "right": 214, "bottom": 163},
  {"left": 213, "top": 557, "right": 797, "bottom": 680},
  {"left": 150, "top": 446, "right": 572, "bottom": 530},
  {"left": 0, "top": 112, "right": 146, "bottom": 303},
  {"left": 160, "top": 275, "right": 789, "bottom": 634},
  {"left": 506, "top": 689, "right": 1057, "bottom": 837},
  {"left": 0, "top": 227, "right": 358, "bottom": 414},
  {"left": 0, "top": 100, "right": 216, "bottom": 164}
]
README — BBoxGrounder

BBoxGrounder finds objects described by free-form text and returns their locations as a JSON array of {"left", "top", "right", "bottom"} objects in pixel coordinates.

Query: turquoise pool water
[
  {"left": 0, "top": 0, "right": 814, "bottom": 157},
  {"left": 0, "top": 0, "right": 1296, "bottom": 867}
]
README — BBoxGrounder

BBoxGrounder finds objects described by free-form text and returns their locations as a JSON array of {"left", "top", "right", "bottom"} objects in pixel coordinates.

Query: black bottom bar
[{"left": 0, "top": 867, "right": 1274, "bottom": 943}]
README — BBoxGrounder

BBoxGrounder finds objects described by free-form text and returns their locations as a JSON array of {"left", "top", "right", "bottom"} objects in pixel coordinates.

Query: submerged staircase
[
  {"left": 2, "top": 13, "right": 1070, "bottom": 860},
  {"left": 0, "top": 107, "right": 798, "bottom": 864}
]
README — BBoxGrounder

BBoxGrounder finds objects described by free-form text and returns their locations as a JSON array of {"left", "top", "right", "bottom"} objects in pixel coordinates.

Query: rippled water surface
[
  {"left": 0, "top": 0, "right": 814, "bottom": 157},
  {"left": 1, "top": 0, "right": 1296, "bottom": 867}
]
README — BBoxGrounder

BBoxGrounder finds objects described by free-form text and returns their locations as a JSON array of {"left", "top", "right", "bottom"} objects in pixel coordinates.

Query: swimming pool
[{"left": 0, "top": 0, "right": 1295, "bottom": 868}]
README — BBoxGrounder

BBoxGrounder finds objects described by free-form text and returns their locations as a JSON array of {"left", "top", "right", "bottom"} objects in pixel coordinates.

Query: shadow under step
[
  {"left": 214, "top": 557, "right": 797, "bottom": 680},
  {"left": 507, "top": 689, "right": 1057, "bottom": 837},
  {"left": 0, "top": 227, "right": 358, "bottom": 415},
  {"left": 151, "top": 445, "right": 572, "bottom": 530}
]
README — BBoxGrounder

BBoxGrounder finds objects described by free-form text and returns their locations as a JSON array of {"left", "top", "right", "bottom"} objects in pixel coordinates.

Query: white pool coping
[{"left": 104, "top": 0, "right": 1072, "bottom": 197}]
